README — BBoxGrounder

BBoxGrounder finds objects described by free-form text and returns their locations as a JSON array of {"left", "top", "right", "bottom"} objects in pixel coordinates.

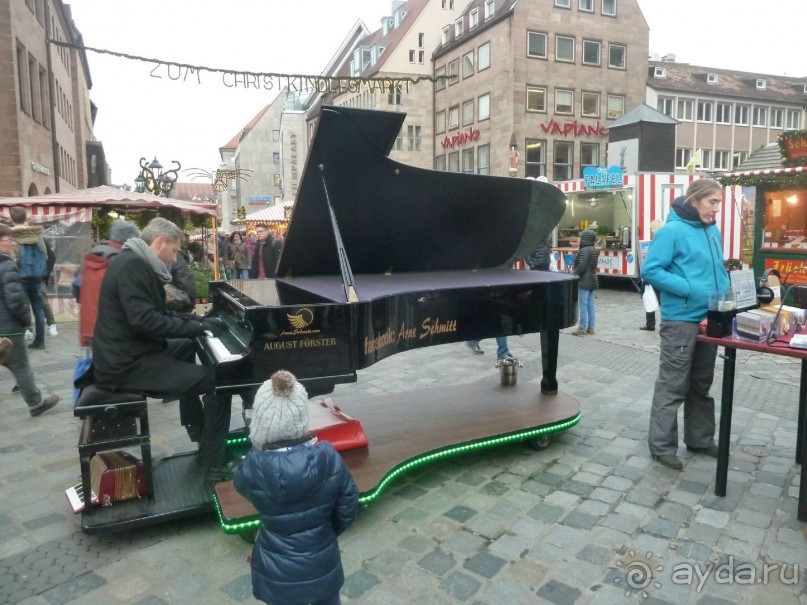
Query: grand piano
[{"left": 202, "top": 106, "right": 581, "bottom": 531}]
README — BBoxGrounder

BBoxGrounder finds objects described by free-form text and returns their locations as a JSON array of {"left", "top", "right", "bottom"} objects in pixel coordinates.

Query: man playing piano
[{"left": 89, "top": 218, "right": 231, "bottom": 475}]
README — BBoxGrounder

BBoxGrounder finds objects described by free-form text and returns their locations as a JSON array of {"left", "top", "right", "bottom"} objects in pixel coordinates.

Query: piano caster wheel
[{"left": 528, "top": 435, "right": 553, "bottom": 451}]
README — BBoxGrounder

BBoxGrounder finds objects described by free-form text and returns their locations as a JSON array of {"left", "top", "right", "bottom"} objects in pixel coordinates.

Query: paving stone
[
  {"left": 694, "top": 508, "right": 730, "bottom": 528},
  {"left": 600, "top": 513, "right": 640, "bottom": 534},
  {"left": 365, "top": 550, "right": 411, "bottom": 575},
  {"left": 558, "top": 479, "right": 594, "bottom": 496},
  {"left": 131, "top": 597, "right": 170, "bottom": 605},
  {"left": 217, "top": 574, "right": 252, "bottom": 602},
  {"left": 544, "top": 490, "right": 580, "bottom": 508},
  {"left": 686, "top": 523, "right": 723, "bottom": 546},
  {"left": 527, "top": 503, "right": 565, "bottom": 523},
  {"left": 656, "top": 502, "right": 693, "bottom": 523},
  {"left": 439, "top": 570, "right": 481, "bottom": 601},
  {"left": 725, "top": 522, "right": 767, "bottom": 545},
  {"left": 440, "top": 530, "right": 487, "bottom": 555},
  {"left": 418, "top": 549, "right": 457, "bottom": 576},
  {"left": 631, "top": 533, "right": 669, "bottom": 557},
  {"left": 456, "top": 472, "right": 486, "bottom": 486},
  {"left": 342, "top": 569, "right": 381, "bottom": 599},
  {"left": 509, "top": 518, "right": 547, "bottom": 541},
  {"left": 624, "top": 490, "right": 662, "bottom": 508},
  {"left": 444, "top": 505, "right": 478, "bottom": 523},
  {"left": 395, "top": 484, "right": 428, "bottom": 500},
  {"left": 399, "top": 534, "right": 434, "bottom": 554},
  {"left": 40, "top": 572, "right": 107, "bottom": 605},
  {"left": 536, "top": 579, "right": 582, "bottom": 605},
  {"left": 488, "top": 534, "right": 529, "bottom": 560},
  {"left": 577, "top": 543, "right": 614, "bottom": 565},
  {"left": 643, "top": 517, "right": 680, "bottom": 539},
  {"left": 544, "top": 524, "right": 587, "bottom": 549},
  {"left": 674, "top": 541, "right": 711, "bottom": 562},
  {"left": 562, "top": 510, "right": 599, "bottom": 530},
  {"left": 463, "top": 552, "right": 507, "bottom": 579},
  {"left": 577, "top": 499, "right": 611, "bottom": 517},
  {"left": 755, "top": 471, "right": 788, "bottom": 487},
  {"left": 589, "top": 487, "right": 623, "bottom": 504},
  {"left": 464, "top": 514, "right": 508, "bottom": 540}
]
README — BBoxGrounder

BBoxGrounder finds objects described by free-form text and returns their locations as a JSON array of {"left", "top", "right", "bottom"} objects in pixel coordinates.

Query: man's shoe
[
  {"left": 28, "top": 342, "right": 45, "bottom": 350},
  {"left": 0, "top": 337, "right": 12, "bottom": 364},
  {"left": 497, "top": 352, "right": 515, "bottom": 361},
  {"left": 466, "top": 342, "right": 484, "bottom": 355},
  {"left": 686, "top": 444, "right": 719, "bottom": 458},
  {"left": 653, "top": 454, "right": 683, "bottom": 470},
  {"left": 639, "top": 325, "right": 655, "bottom": 331},
  {"left": 572, "top": 328, "right": 587, "bottom": 336},
  {"left": 29, "top": 394, "right": 59, "bottom": 417},
  {"left": 48, "top": 324, "right": 58, "bottom": 336},
  {"left": 587, "top": 328, "right": 595, "bottom": 335}
]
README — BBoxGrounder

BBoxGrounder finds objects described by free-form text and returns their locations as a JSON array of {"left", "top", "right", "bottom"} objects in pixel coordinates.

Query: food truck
[
  {"left": 720, "top": 134, "right": 807, "bottom": 289},
  {"left": 552, "top": 169, "right": 746, "bottom": 278}
]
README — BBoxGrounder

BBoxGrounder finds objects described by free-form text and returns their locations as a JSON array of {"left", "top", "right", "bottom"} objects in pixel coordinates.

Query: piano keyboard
[
  {"left": 65, "top": 481, "right": 98, "bottom": 513},
  {"left": 203, "top": 334, "right": 243, "bottom": 363}
]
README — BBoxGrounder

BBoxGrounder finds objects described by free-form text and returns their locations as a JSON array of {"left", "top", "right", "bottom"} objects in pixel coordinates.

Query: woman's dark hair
[
  {"left": 0, "top": 224, "right": 12, "bottom": 238},
  {"left": 229, "top": 231, "right": 243, "bottom": 243}
]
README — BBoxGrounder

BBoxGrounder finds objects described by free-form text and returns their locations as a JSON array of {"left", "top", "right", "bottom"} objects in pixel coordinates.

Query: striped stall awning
[
  {"left": 0, "top": 205, "right": 91, "bottom": 225},
  {"left": 723, "top": 166, "right": 807, "bottom": 178},
  {"left": 0, "top": 185, "right": 216, "bottom": 215}
]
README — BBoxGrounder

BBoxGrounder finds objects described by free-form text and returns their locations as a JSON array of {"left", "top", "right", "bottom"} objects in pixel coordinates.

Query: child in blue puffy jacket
[{"left": 234, "top": 370, "right": 358, "bottom": 605}]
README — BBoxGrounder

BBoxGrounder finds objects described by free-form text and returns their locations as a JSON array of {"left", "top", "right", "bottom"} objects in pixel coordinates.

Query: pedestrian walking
[{"left": 572, "top": 229, "right": 599, "bottom": 335}]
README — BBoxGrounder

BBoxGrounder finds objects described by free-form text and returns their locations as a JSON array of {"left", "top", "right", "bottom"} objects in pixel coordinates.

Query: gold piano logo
[
  {"left": 364, "top": 317, "right": 457, "bottom": 354},
  {"left": 287, "top": 308, "right": 314, "bottom": 329}
]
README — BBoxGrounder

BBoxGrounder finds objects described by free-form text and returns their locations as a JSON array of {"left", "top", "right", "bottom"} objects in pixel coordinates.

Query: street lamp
[{"left": 134, "top": 156, "right": 181, "bottom": 196}]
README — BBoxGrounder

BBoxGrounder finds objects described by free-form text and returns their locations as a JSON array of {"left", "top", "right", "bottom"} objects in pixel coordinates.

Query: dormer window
[
  {"left": 756, "top": 78, "right": 767, "bottom": 90},
  {"left": 442, "top": 26, "right": 450, "bottom": 45},
  {"left": 454, "top": 18, "right": 464, "bottom": 38},
  {"left": 382, "top": 17, "right": 389, "bottom": 36},
  {"left": 484, "top": 0, "right": 495, "bottom": 20},
  {"left": 470, "top": 8, "right": 479, "bottom": 28},
  {"left": 654, "top": 66, "right": 666, "bottom": 79},
  {"left": 707, "top": 73, "right": 718, "bottom": 85}
]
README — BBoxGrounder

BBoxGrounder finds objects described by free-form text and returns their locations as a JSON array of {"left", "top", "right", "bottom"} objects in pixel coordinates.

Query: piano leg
[{"left": 540, "top": 329, "right": 559, "bottom": 395}]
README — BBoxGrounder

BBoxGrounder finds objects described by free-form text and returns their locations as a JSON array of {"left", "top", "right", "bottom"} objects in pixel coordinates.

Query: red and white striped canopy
[
  {"left": 723, "top": 166, "right": 807, "bottom": 178},
  {"left": 0, "top": 185, "right": 216, "bottom": 215}
]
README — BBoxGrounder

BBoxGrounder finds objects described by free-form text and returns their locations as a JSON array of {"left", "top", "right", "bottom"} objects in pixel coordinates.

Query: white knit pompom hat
[{"left": 250, "top": 370, "right": 309, "bottom": 448}]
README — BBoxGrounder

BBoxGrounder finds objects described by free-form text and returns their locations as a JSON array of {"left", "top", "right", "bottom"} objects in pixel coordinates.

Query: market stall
[
  {"left": 231, "top": 201, "right": 294, "bottom": 237},
  {"left": 0, "top": 185, "right": 217, "bottom": 321}
]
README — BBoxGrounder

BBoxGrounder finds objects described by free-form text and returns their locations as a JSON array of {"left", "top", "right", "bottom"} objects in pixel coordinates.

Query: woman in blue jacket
[
  {"left": 235, "top": 370, "right": 358, "bottom": 605},
  {"left": 641, "top": 179, "right": 730, "bottom": 470}
]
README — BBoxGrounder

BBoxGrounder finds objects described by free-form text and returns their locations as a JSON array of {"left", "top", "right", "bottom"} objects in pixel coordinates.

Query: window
[
  {"left": 527, "top": 32, "right": 547, "bottom": 58},
  {"left": 654, "top": 66, "right": 666, "bottom": 78},
  {"left": 272, "top": 130, "right": 280, "bottom": 141},
  {"left": 697, "top": 100, "right": 713, "bottom": 123},
  {"left": 555, "top": 0, "right": 571, "bottom": 6},
  {"left": 448, "top": 105, "right": 459, "bottom": 129},
  {"left": 525, "top": 140, "right": 546, "bottom": 178},
  {"left": 579, "top": 0, "right": 594, "bottom": 11},
  {"left": 407, "top": 125, "right": 422, "bottom": 151},
  {"left": 28, "top": 54, "right": 41, "bottom": 123},
  {"left": 435, "top": 155, "right": 446, "bottom": 171},
  {"left": 608, "top": 44, "right": 625, "bottom": 69},
  {"left": 786, "top": 109, "right": 801, "bottom": 129},
  {"left": 441, "top": 26, "right": 450, "bottom": 45},
  {"left": 675, "top": 148, "right": 692, "bottom": 169},
  {"left": 462, "top": 148, "right": 474, "bottom": 173},
  {"left": 732, "top": 151, "right": 747, "bottom": 169},
  {"left": 555, "top": 36, "right": 575, "bottom": 62},
  {"left": 448, "top": 59, "right": 459, "bottom": 85},
  {"left": 581, "top": 143, "right": 599, "bottom": 170},
  {"left": 478, "top": 144, "right": 490, "bottom": 175},
  {"left": 454, "top": 18, "right": 464, "bottom": 38},
  {"left": 274, "top": 174, "right": 282, "bottom": 187},
  {"left": 607, "top": 95, "right": 624, "bottom": 119},
  {"left": 388, "top": 86, "right": 402, "bottom": 105},
  {"left": 602, "top": 0, "right": 616, "bottom": 16},
  {"left": 418, "top": 33, "right": 425, "bottom": 48},
  {"left": 484, "top": 0, "right": 494, "bottom": 19},
  {"left": 582, "top": 40, "right": 601, "bottom": 65},
  {"left": 409, "top": 50, "right": 416, "bottom": 63},
  {"left": 677, "top": 99, "right": 693, "bottom": 121},
  {"left": 436, "top": 110, "right": 446, "bottom": 134},
  {"left": 273, "top": 152, "right": 280, "bottom": 164},
  {"left": 16, "top": 42, "right": 30, "bottom": 114},
  {"left": 658, "top": 97, "right": 674, "bottom": 117},
  {"left": 448, "top": 151, "right": 459, "bottom": 172},
  {"left": 714, "top": 150, "right": 730, "bottom": 170},
  {"left": 581, "top": 92, "right": 600, "bottom": 117},
  {"left": 756, "top": 78, "right": 766, "bottom": 91},
  {"left": 752, "top": 106, "right": 767, "bottom": 127},
  {"left": 478, "top": 93, "right": 490, "bottom": 120},
  {"left": 553, "top": 141, "right": 573, "bottom": 181},
  {"left": 527, "top": 86, "right": 547, "bottom": 112},
  {"left": 435, "top": 66, "right": 446, "bottom": 91},
  {"left": 555, "top": 89, "right": 574, "bottom": 114},
  {"left": 418, "top": 51, "right": 424, "bottom": 64},
  {"left": 715, "top": 102, "right": 731, "bottom": 124},
  {"left": 734, "top": 105, "right": 749, "bottom": 125},
  {"left": 771, "top": 108, "right": 784, "bottom": 129},
  {"left": 38, "top": 66, "right": 49, "bottom": 129},
  {"left": 470, "top": 9, "right": 479, "bottom": 29},
  {"left": 707, "top": 73, "right": 718, "bottom": 85},
  {"left": 463, "top": 51, "right": 474, "bottom": 78},
  {"left": 701, "top": 149, "right": 712, "bottom": 170},
  {"left": 462, "top": 100, "right": 474, "bottom": 125},
  {"left": 394, "top": 129, "right": 404, "bottom": 151},
  {"left": 478, "top": 43, "right": 490, "bottom": 70}
]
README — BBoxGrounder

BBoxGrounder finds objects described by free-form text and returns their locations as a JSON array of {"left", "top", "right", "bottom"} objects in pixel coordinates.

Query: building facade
[
  {"left": 646, "top": 60, "right": 807, "bottom": 172},
  {"left": 1, "top": 0, "right": 100, "bottom": 198},
  {"left": 433, "top": 0, "right": 648, "bottom": 180}
]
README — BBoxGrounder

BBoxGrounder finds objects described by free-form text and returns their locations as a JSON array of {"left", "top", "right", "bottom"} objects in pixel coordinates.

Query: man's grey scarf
[{"left": 123, "top": 238, "right": 172, "bottom": 284}]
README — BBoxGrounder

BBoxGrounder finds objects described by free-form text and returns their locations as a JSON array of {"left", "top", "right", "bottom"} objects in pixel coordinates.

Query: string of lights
[{"left": 48, "top": 39, "right": 447, "bottom": 93}]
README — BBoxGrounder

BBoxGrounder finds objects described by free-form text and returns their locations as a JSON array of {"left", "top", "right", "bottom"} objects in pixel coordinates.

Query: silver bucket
[{"left": 496, "top": 358, "right": 522, "bottom": 386}]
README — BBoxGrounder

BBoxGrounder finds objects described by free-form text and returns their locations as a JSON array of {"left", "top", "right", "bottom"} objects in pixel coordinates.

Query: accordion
[{"left": 90, "top": 451, "right": 146, "bottom": 507}]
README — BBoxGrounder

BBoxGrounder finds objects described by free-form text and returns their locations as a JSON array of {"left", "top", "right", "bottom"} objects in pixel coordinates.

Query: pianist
[{"left": 89, "top": 218, "right": 231, "bottom": 473}]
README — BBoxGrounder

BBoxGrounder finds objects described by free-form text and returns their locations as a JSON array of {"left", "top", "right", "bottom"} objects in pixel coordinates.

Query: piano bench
[{"left": 73, "top": 386, "right": 153, "bottom": 511}]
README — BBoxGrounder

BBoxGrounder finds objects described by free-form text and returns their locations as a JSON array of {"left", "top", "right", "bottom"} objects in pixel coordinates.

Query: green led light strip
[{"left": 215, "top": 413, "right": 581, "bottom": 534}]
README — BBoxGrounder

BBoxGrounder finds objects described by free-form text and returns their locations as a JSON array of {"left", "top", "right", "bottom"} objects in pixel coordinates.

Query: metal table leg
[{"left": 715, "top": 347, "right": 735, "bottom": 497}]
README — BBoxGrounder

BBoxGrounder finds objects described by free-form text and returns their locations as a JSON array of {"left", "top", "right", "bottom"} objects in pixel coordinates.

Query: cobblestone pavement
[{"left": 1, "top": 285, "right": 806, "bottom": 604}]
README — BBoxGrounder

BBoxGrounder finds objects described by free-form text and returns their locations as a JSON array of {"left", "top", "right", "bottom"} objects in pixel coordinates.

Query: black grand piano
[{"left": 202, "top": 106, "right": 581, "bottom": 531}]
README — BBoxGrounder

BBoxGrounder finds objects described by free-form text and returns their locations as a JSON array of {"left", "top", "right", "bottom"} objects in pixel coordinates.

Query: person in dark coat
[
  {"left": 526, "top": 233, "right": 552, "bottom": 271},
  {"left": 87, "top": 217, "right": 230, "bottom": 471},
  {"left": 166, "top": 248, "right": 197, "bottom": 312},
  {"left": 235, "top": 370, "right": 358, "bottom": 605},
  {"left": 572, "top": 229, "right": 599, "bottom": 335},
  {"left": 0, "top": 224, "right": 59, "bottom": 415},
  {"left": 249, "top": 223, "right": 282, "bottom": 279}
]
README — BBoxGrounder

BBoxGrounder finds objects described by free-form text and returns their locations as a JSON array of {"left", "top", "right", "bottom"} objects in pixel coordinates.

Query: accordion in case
[{"left": 90, "top": 451, "right": 146, "bottom": 506}]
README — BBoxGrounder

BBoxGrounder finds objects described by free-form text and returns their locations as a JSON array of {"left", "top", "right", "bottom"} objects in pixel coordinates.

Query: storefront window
[{"left": 762, "top": 189, "right": 807, "bottom": 251}]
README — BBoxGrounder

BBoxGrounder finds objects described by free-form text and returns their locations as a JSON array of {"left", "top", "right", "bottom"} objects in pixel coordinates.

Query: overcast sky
[{"left": 64, "top": 0, "right": 804, "bottom": 187}]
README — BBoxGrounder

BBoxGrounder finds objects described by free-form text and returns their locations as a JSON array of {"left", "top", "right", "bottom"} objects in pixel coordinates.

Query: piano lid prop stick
[
  {"left": 320, "top": 166, "right": 359, "bottom": 303},
  {"left": 211, "top": 215, "right": 219, "bottom": 281}
]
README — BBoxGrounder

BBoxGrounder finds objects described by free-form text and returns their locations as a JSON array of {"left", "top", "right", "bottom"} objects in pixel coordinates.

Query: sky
[{"left": 63, "top": 0, "right": 805, "bottom": 187}]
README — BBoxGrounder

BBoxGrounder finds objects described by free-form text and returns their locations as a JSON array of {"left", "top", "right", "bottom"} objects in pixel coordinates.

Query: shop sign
[
  {"left": 248, "top": 195, "right": 271, "bottom": 205},
  {"left": 539, "top": 119, "right": 608, "bottom": 138},
  {"left": 583, "top": 165, "right": 623, "bottom": 190},
  {"left": 764, "top": 258, "right": 807, "bottom": 285},
  {"left": 31, "top": 162, "right": 50, "bottom": 176},
  {"left": 441, "top": 127, "right": 480, "bottom": 149},
  {"left": 781, "top": 134, "right": 807, "bottom": 163}
]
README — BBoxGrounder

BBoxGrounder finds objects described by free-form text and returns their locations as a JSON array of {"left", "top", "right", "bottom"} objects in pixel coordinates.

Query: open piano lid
[{"left": 277, "top": 106, "right": 566, "bottom": 280}]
